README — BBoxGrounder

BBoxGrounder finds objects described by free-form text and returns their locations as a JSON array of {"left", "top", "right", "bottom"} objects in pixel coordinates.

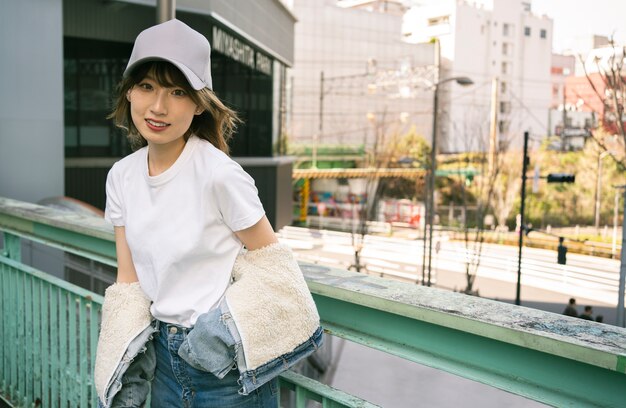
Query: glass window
[
  {"left": 524, "top": 26, "right": 531, "bottom": 36},
  {"left": 500, "top": 102, "right": 511, "bottom": 114},
  {"left": 64, "top": 35, "right": 275, "bottom": 159},
  {"left": 64, "top": 37, "right": 133, "bottom": 158},
  {"left": 211, "top": 52, "right": 273, "bottom": 157},
  {"left": 503, "top": 23, "right": 510, "bottom": 37},
  {"left": 427, "top": 15, "right": 450, "bottom": 26},
  {"left": 501, "top": 81, "right": 507, "bottom": 94},
  {"left": 540, "top": 29, "right": 547, "bottom": 39}
]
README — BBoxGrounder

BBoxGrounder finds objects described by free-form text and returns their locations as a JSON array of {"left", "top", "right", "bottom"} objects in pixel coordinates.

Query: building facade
[
  {"left": 550, "top": 53, "right": 575, "bottom": 110},
  {"left": 547, "top": 53, "right": 594, "bottom": 150},
  {"left": 1, "top": 0, "right": 296, "bottom": 229},
  {"left": 403, "top": 0, "right": 553, "bottom": 153},
  {"left": 290, "top": 0, "right": 435, "bottom": 152}
]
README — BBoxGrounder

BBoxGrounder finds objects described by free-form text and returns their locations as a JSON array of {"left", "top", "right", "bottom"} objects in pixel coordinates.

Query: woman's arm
[
  {"left": 234, "top": 215, "right": 278, "bottom": 250},
  {"left": 114, "top": 226, "right": 140, "bottom": 283}
]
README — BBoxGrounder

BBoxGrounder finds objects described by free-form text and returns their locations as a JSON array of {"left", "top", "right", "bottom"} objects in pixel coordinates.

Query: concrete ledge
[
  {"left": 0, "top": 197, "right": 113, "bottom": 241},
  {"left": 301, "top": 262, "right": 626, "bottom": 373}
]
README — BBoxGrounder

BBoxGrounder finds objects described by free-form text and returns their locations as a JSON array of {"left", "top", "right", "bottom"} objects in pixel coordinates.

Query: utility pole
[
  {"left": 313, "top": 71, "right": 325, "bottom": 168},
  {"left": 516, "top": 131, "right": 530, "bottom": 306},
  {"left": 613, "top": 189, "right": 619, "bottom": 257},
  {"left": 594, "top": 151, "right": 609, "bottom": 232},
  {"left": 319, "top": 71, "right": 324, "bottom": 142},
  {"left": 617, "top": 186, "right": 626, "bottom": 327},
  {"left": 488, "top": 77, "right": 499, "bottom": 179},
  {"left": 561, "top": 84, "right": 567, "bottom": 151},
  {"left": 422, "top": 38, "right": 440, "bottom": 286}
]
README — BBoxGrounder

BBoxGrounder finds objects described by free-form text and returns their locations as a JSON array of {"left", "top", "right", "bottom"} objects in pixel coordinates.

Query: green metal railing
[
  {"left": 1, "top": 254, "right": 103, "bottom": 407},
  {"left": 0, "top": 198, "right": 376, "bottom": 407},
  {"left": 1, "top": 196, "right": 626, "bottom": 407}
]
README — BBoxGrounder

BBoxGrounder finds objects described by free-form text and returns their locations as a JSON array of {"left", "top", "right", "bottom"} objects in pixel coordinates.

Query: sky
[{"left": 531, "top": 0, "right": 626, "bottom": 53}]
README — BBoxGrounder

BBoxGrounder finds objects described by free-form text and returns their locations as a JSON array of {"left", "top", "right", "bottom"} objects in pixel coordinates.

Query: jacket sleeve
[
  {"left": 224, "top": 243, "right": 321, "bottom": 370},
  {"left": 94, "top": 282, "right": 153, "bottom": 406}
]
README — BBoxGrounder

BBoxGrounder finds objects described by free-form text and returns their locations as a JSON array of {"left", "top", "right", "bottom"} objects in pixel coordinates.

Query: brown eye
[{"left": 172, "top": 89, "right": 187, "bottom": 97}]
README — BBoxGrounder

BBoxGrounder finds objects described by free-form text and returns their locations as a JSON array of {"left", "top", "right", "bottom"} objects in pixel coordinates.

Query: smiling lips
[{"left": 145, "top": 118, "right": 170, "bottom": 131}]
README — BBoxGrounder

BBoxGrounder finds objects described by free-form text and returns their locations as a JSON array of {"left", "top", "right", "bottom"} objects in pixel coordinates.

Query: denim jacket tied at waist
[{"left": 94, "top": 243, "right": 323, "bottom": 406}]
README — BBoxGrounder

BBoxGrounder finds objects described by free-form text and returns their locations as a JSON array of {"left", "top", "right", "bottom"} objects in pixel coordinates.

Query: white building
[
  {"left": 547, "top": 52, "right": 594, "bottom": 151},
  {"left": 290, "top": 0, "right": 435, "bottom": 150},
  {"left": 569, "top": 35, "right": 610, "bottom": 76},
  {"left": 580, "top": 42, "right": 625, "bottom": 75},
  {"left": 550, "top": 53, "right": 575, "bottom": 110},
  {"left": 403, "top": 0, "right": 553, "bottom": 153}
]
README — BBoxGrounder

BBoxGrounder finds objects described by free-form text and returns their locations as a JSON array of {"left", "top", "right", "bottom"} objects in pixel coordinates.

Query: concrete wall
[{"left": 0, "top": 0, "right": 65, "bottom": 203}]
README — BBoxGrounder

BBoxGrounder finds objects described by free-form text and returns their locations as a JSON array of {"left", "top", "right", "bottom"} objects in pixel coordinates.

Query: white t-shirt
[{"left": 104, "top": 135, "right": 265, "bottom": 327}]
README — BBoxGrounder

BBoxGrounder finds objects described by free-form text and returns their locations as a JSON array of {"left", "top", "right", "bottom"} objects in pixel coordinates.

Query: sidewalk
[{"left": 329, "top": 336, "right": 546, "bottom": 408}]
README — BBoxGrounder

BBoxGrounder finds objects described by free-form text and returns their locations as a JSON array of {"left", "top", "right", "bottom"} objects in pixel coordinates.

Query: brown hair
[{"left": 108, "top": 61, "right": 240, "bottom": 154}]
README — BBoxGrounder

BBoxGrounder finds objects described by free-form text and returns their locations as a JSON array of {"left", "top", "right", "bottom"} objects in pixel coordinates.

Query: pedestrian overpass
[{"left": 1, "top": 197, "right": 625, "bottom": 407}]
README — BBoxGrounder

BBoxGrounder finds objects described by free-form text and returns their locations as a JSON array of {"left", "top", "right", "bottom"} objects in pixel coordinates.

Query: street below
[{"left": 279, "top": 226, "right": 620, "bottom": 407}]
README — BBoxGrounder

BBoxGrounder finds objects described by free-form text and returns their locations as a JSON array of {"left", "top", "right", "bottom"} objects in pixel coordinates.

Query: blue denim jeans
[{"left": 151, "top": 321, "right": 278, "bottom": 408}]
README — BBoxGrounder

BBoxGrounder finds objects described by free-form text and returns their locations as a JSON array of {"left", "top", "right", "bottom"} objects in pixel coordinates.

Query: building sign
[
  {"left": 212, "top": 26, "right": 272, "bottom": 76},
  {"left": 555, "top": 126, "right": 591, "bottom": 138}
]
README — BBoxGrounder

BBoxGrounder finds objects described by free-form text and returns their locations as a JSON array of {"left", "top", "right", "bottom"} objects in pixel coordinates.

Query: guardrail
[
  {"left": 1, "top": 197, "right": 626, "bottom": 407},
  {"left": 449, "top": 230, "right": 622, "bottom": 259}
]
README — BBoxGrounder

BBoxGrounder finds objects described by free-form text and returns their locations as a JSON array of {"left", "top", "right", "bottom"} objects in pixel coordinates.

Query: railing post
[{"left": 2, "top": 232, "right": 21, "bottom": 261}]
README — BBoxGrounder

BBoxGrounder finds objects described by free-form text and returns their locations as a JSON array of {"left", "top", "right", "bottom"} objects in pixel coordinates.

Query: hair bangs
[{"left": 131, "top": 61, "right": 193, "bottom": 92}]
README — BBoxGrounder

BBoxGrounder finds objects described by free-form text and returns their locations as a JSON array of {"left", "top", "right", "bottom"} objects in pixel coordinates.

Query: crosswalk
[{"left": 278, "top": 226, "right": 622, "bottom": 305}]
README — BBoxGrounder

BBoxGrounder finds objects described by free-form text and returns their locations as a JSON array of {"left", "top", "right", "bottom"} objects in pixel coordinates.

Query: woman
[{"left": 94, "top": 19, "right": 320, "bottom": 408}]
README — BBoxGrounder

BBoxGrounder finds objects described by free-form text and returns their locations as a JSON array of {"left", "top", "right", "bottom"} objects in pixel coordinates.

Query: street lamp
[{"left": 422, "top": 76, "right": 474, "bottom": 286}]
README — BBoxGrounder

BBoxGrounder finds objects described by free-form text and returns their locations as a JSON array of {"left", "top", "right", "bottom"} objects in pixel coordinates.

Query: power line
[
  {"left": 508, "top": 89, "right": 550, "bottom": 133},
  {"left": 292, "top": 110, "right": 434, "bottom": 116}
]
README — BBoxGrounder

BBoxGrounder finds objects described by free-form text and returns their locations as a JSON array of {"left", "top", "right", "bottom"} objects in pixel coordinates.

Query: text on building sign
[{"left": 212, "top": 27, "right": 272, "bottom": 76}]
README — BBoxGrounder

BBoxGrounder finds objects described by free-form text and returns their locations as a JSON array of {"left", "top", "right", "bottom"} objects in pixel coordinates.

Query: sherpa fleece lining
[
  {"left": 94, "top": 282, "right": 152, "bottom": 404},
  {"left": 225, "top": 242, "right": 320, "bottom": 370}
]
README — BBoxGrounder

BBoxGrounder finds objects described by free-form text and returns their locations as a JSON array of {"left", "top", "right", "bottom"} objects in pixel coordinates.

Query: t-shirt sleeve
[
  {"left": 104, "top": 164, "right": 125, "bottom": 226},
  {"left": 213, "top": 160, "right": 265, "bottom": 232}
]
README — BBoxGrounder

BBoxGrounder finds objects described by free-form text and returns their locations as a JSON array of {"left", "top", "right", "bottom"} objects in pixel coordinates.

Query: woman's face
[{"left": 128, "top": 74, "right": 201, "bottom": 148}]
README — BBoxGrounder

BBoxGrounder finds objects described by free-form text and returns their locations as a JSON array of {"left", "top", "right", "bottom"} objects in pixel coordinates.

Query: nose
[{"left": 150, "top": 89, "right": 168, "bottom": 116}]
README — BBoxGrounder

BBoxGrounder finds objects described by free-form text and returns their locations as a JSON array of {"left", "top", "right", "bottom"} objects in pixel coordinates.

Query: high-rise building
[{"left": 403, "top": 0, "right": 553, "bottom": 152}]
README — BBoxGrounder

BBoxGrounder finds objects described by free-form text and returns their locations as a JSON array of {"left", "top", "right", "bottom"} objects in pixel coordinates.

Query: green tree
[{"left": 376, "top": 126, "right": 430, "bottom": 201}]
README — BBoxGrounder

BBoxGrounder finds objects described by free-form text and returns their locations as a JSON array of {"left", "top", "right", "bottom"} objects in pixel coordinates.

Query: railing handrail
[
  {"left": 1, "top": 196, "right": 626, "bottom": 407},
  {"left": 0, "top": 197, "right": 116, "bottom": 266}
]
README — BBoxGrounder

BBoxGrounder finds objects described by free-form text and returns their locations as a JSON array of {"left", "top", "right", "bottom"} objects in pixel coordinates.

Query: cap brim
[{"left": 124, "top": 57, "right": 206, "bottom": 90}]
